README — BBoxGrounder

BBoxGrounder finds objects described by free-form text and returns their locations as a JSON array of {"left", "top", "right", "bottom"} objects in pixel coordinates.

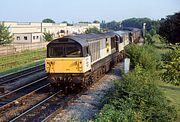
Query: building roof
[{"left": 13, "top": 32, "right": 43, "bottom": 34}]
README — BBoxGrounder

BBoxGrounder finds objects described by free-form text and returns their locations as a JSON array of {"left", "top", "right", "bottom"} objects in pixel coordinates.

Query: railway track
[
  {"left": 0, "top": 77, "right": 50, "bottom": 121},
  {"left": 0, "top": 76, "right": 108, "bottom": 121},
  {"left": 6, "top": 74, "right": 105, "bottom": 122},
  {"left": 0, "top": 63, "right": 112, "bottom": 121},
  {"left": 0, "top": 76, "right": 48, "bottom": 106},
  {"left": 8, "top": 89, "right": 80, "bottom": 122},
  {"left": 0, "top": 63, "right": 45, "bottom": 85},
  {"left": 0, "top": 63, "right": 45, "bottom": 93}
]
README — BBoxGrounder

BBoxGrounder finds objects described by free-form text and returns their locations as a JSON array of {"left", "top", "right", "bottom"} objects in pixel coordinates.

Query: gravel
[{"left": 50, "top": 63, "right": 122, "bottom": 122}]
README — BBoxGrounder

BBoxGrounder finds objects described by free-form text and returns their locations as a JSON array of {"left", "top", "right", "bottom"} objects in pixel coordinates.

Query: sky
[{"left": 0, "top": 0, "right": 180, "bottom": 23}]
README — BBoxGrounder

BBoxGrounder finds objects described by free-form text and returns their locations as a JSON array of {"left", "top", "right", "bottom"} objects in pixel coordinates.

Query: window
[
  {"left": 24, "top": 36, "right": 27, "bottom": 40},
  {"left": 111, "top": 37, "right": 116, "bottom": 49},
  {"left": 36, "top": 36, "right": 39, "bottom": 39},
  {"left": 60, "top": 30, "right": 65, "bottom": 33},
  {"left": 33, "top": 36, "right": 35, "bottom": 40},
  {"left": 49, "top": 46, "right": 64, "bottom": 57},
  {"left": 86, "top": 47, "right": 89, "bottom": 55},
  {"left": 17, "top": 36, "right": 20, "bottom": 40},
  {"left": 66, "top": 45, "right": 81, "bottom": 57},
  {"left": 44, "top": 28, "right": 46, "bottom": 32},
  {"left": 48, "top": 44, "right": 82, "bottom": 58}
]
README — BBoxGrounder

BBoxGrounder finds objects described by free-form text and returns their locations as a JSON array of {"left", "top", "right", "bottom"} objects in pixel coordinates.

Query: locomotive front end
[{"left": 45, "top": 37, "right": 91, "bottom": 85}]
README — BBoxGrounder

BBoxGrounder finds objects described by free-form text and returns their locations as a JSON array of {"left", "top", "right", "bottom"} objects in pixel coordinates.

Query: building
[
  {"left": 13, "top": 32, "right": 43, "bottom": 43},
  {"left": 0, "top": 21, "right": 100, "bottom": 43}
]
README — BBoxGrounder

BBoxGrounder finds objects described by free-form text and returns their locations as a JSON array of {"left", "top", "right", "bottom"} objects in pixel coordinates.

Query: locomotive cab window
[
  {"left": 48, "top": 44, "right": 82, "bottom": 58},
  {"left": 48, "top": 45, "right": 64, "bottom": 57},
  {"left": 66, "top": 45, "right": 82, "bottom": 57}
]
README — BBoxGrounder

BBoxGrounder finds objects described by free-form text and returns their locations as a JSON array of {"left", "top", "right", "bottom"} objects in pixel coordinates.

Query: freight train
[{"left": 45, "top": 28, "right": 141, "bottom": 90}]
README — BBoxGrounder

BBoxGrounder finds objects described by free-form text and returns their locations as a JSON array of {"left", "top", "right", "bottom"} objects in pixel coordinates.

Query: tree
[
  {"left": 0, "top": 23, "right": 13, "bottom": 45},
  {"left": 62, "top": 21, "right": 68, "bottom": 23},
  {"left": 43, "top": 32, "right": 54, "bottom": 42},
  {"left": 62, "top": 21, "right": 73, "bottom": 26},
  {"left": 159, "top": 12, "right": 180, "bottom": 44},
  {"left": 85, "top": 27, "right": 101, "bottom": 34},
  {"left": 42, "top": 18, "right": 55, "bottom": 23},
  {"left": 93, "top": 20, "right": 100, "bottom": 23},
  {"left": 145, "top": 28, "right": 160, "bottom": 44},
  {"left": 121, "top": 18, "right": 160, "bottom": 32},
  {"left": 101, "top": 21, "right": 121, "bottom": 31}
]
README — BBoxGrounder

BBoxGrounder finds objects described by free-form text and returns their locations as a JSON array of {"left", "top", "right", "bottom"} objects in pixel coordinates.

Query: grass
[
  {"left": 158, "top": 81, "right": 180, "bottom": 122},
  {"left": 0, "top": 48, "right": 46, "bottom": 75}
]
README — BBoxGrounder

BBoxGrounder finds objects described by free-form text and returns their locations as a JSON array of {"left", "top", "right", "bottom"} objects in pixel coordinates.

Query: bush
[
  {"left": 85, "top": 27, "right": 101, "bottom": 34},
  {"left": 161, "top": 44, "right": 180, "bottom": 85},
  {"left": 43, "top": 32, "right": 54, "bottom": 42},
  {"left": 124, "top": 44, "right": 160, "bottom": 70},
  {"left": 94, "top": 66, "right": 177, "bottom": 122}
]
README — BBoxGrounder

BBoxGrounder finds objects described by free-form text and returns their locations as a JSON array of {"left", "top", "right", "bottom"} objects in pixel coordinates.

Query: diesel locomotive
[{"left": 45, "top": 29, "right": 141, "bottom": 89}]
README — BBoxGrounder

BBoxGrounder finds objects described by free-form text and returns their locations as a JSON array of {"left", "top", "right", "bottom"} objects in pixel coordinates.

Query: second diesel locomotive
[{"left": 45, "top": 29, "right": 141, "bottom": 88}]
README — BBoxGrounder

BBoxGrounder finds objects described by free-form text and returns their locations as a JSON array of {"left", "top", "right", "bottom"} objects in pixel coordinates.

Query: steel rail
[
  {"left": 9, "top": 90, "right": 62, "bottom": 122},
  {"left": 0, "top": 76, "right": 47, "bottom": 99},
  {"left": 0, "top": 83, "right": 50, "bottom": 113},
  {"left": 0, "top": 63, "right": 45, "bottom": 84},
  {"left": 0, "top": 66, "right": 44, "bottom": 85}
]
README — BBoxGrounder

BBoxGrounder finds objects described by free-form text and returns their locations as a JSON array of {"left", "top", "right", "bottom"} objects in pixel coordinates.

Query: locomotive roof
[
  {"left": 74, "top": 32, "right": 116, "bottom": 41},
  {"left": 114, "top": 31, "right": 130, "bottom": 36},
  {"left": 120, "top": 27, "right": 141, "bottom": 32},
  {"left": 49, "top": 32, "right": 116, "bottom": 47}
]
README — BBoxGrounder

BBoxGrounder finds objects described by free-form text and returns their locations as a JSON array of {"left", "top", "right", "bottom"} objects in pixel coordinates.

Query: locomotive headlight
[
  {"left": 47, "top": 61, "right": 55, "bottom": 65},
  {"left": 79, "top": 61, "right": 82, "bottom": 67},
  {"left": 78, "top": 61, "right": 83, "bottom": 71},
  {"left": 79, "top": 68, "right": 82, "bottom": 71}
]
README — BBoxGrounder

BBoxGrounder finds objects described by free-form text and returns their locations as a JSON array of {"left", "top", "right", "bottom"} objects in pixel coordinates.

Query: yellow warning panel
[{"left": 45, "top": 58, "right": 84, "bottom": 73}]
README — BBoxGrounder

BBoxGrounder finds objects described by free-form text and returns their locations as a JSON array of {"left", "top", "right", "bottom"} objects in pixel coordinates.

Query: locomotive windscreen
[{"left": 48, "top": 44, "right": 82, "bottom": 58}]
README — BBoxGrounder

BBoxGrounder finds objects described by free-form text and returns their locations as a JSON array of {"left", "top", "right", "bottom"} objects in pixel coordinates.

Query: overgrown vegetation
[
  {"left": 124, "top": 44, "right": 160, "bottom": 70},
  {"left": 94, "top": 66, "right": 177, "bottom": 122},
  {"left": 94, "top": 44, "right": 177, "bottom": 122},
  {"left": 0, "top": 23, "right": 13, "bottom": 45},
  {"left": 161, "top": 44, "right": 180, "bottom": 85}
]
